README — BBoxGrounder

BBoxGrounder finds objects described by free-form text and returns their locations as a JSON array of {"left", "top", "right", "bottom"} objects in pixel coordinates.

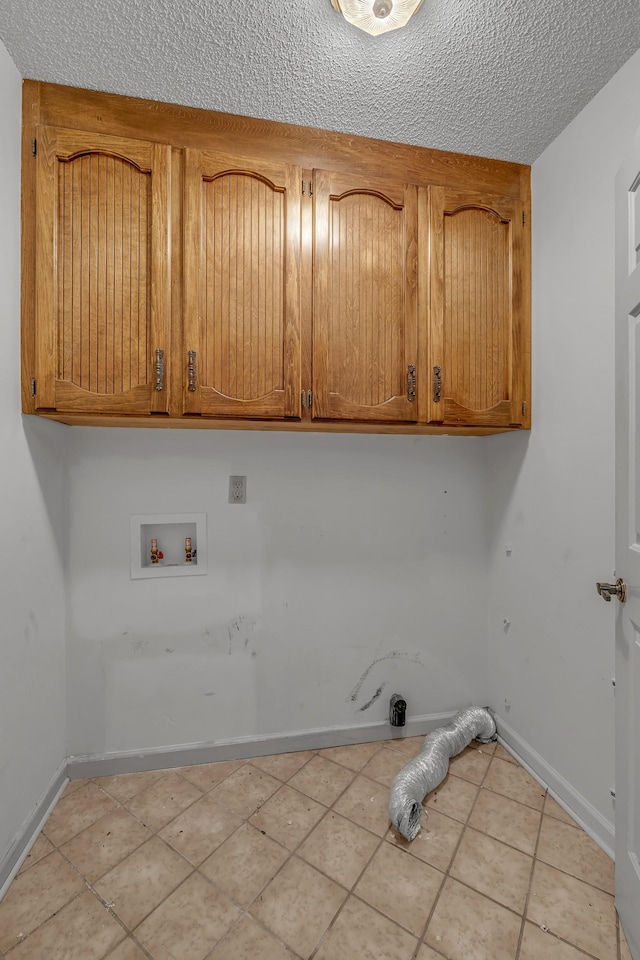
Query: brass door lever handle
[{"left": 596, "top": 579, "right": 627, "bottom": 603}]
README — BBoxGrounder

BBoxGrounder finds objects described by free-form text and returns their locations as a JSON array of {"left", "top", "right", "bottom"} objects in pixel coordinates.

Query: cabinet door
[
  {"left": 183, "top": 150, "right": 301, "bottom": 418},
  {"left": 35, "top": 126, "right": 170, "bottom": 414},
  {"left": 312, "top": 170, "right": 419, "bottom": 422},
  {"left": 429, "top": 188, "right": 526, "bottom": 427}
]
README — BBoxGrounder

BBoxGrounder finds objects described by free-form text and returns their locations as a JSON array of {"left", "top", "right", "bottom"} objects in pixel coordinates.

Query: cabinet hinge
[
  {"left": 522, "top": 400, "right": 526, "bottom": 416},
  {"left": 30, "top": 378, "right": 36, "bottom": 397},
  {"left": 32, "top": 138, "right": 37, "bottom": 158},
  {"left": 307, "top": 389, "right": 312, "bottom": 408},
  {"left": 522, "top": 210, "right": 526, "bottom": 226},
  {"left": 301, "top": 180, "right": 312, "bottom": 197}
]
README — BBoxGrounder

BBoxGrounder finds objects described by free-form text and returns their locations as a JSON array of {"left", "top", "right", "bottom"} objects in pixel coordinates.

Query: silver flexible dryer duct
[{"left": 388, "top": 706, "right": 497, "bottom": 841}]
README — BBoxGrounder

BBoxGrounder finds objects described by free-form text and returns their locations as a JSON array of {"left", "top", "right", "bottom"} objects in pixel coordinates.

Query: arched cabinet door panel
[
  {"left": 428, "top": 188, "right": 527, "bottom": 427},
  {"left": 35, "top": 126, "right": 171, "bottom": 414},
  {"left": 183, "top": 150, "right": 301, "bottom": 419},
  {"left": 312, "top": 169, "right": 420, "bottom": 423}
]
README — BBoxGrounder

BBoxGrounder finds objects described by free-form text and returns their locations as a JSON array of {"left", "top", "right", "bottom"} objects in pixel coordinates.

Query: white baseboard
[
  {"left": 498, "top": 719, "right": 615, "bottom": 859},
  {"left": 66, "top": 712, "right": 455, "bottom": 779},
  {"left": 5, "top": 717, "right": 450, "bottom": 900},
  {"left": 0, "top": 762, "right": 68, "bottom": 900},
  {"left": 8, "top": 713, "right": 613, "bottom": 899}
]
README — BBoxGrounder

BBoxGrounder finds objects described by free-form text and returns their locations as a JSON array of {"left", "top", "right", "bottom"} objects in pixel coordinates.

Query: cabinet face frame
[
  {"left": 427, "top": 186, "right": 526, "bottom": 428},
  {"left": 182, "top": 149, "right": 301, "bottom": 419},
  {"left": 33, "top": 125, "right": 171, "bottom": 415}
]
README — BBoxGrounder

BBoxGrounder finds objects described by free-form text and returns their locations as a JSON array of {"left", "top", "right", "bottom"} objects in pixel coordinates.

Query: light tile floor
[{"left": 0, "top": 738, "right": 631, "bottom": 960}]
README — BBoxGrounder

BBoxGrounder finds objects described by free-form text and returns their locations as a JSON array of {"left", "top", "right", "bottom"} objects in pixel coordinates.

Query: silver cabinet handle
[
  {"left": 187, "top": 350, "right": 197, "bottom": 393},
  {"left": 154, "top": 349, "right": 165, "bottom": 392},
  {"left": 433, "top": 365, "right": 442, "bottom": 403}
]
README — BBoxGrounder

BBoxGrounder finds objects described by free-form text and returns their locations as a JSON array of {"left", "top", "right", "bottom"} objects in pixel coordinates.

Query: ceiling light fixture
[{"left": 330, "top": 0, "right": 424, "bottom": 36}]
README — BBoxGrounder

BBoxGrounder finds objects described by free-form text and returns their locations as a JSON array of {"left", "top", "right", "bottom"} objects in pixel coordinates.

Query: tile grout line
[
  {"left": 3, "top": 853, "right": 130, "bottom": 959},
  {"left": 49, "top": 745, "right": 328, "bottom": 957},
  {"left": 265, "top": 743, "right": 393, "bottom": 959},
  {"left": 261, "top": 743, "right": 392, "bottom": 958},
  {"left": 50, "top": 823, "right": 202, "bottom": 956},
  {"left": 200, "top": 743, "right": 390, "bottom": 959},
  {"left": 201, "top": 909, "right": 306, "bottom": 960},
  {"left": 186, "top": 760, "right": 326, "bottom": 951},
  {"left": 288, "top": 740, "right": 413, "bottom": 958},
  {"left": 324, "top": 742, "right": 499, "bottom": 958},
  {"left": 319, "top": 748, "right": 475, "bottom": 948},
  {"left": 5, "top": 780, "right": 160, "bottom": 956},
  {"left": 306, "top": 828, "right": 393, "bottom": 960},
  {"left": 15, "top": 760, "right": 284, "bottom": 958},
  {"left": 526, "top": 853, "right": 615, "bottom": 899},
  {"left": 5, "top": 802, "right": 152, "bottom": 958},
  {"left": 53, "top": 799, "right": 152, "bottom": 871},
  {"left": 3, "top": 739, "right": 619, "bottom": 960},
  {"left": 66, "top": 744, "right": 390, "bottom": 960},
  {"left": 1, "top": 744, "right": 423, "bottom": 959},
  {"left": 514, "top": 782, "right": 546, "bottom": 960},
  {"left": 457, "top": 795, "right": 615, "bottom": 898},
  {"left": 411, "top": 740, "right": 497, "bottom": 958},
  {"left": 106, "top": 767, "right": 322, "bottom": 960},
  {"left": 1, "top": 884, "right": 88, "bottom": 958},
  {"left": 360, "top": 751, "right": 484, "bottom": 960}
]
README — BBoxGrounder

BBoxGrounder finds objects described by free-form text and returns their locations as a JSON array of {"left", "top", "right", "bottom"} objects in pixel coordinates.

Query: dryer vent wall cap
[{"left": 389, "top": 694, "right": 407, "bottom": 726}]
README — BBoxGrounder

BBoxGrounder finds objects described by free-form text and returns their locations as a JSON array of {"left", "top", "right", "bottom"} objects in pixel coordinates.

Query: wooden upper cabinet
[
  {"left": 312, "top": 170, "right": 420, "bottom": 422},
  {"left": 183, "top": 150, "right": 301, "bottom": 418},
  {"left": 23, "top": 83, "right": 531, "bottom": 433},
  {"left": 34, "top": 126, "right": 171, "bottom": 414},
  {"left": 428, "top": 187, "right": 525, "bottom": 427}
]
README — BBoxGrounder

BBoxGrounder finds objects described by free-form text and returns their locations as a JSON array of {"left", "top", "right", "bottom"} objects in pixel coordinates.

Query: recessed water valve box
[{"left": 130, "top": 512, "right": 207, "bottom": 579}]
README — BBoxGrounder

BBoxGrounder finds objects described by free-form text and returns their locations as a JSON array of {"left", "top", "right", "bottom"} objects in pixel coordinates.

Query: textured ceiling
[{"left": 0, "top": 0, "right": 639, "bottom": 164}]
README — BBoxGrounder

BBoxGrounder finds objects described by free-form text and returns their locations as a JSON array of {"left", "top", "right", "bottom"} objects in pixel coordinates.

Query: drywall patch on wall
[{"left": 65, "top": 428, "right": 489, "bottom": 757}]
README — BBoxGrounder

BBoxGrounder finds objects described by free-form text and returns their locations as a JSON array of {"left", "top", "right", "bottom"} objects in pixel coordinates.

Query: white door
[{"left": 613, "top": 124, "right": 640, "bottom": 959}]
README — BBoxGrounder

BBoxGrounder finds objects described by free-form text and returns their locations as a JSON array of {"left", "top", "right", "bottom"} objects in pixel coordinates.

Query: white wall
[
  {"left": 486, "top": 46, "right": 640, "bottom": 841},
  {"left": 0, "top": 42, "right": 67, "bottom": 868},
  {"left": 66, "top": 428, "right": 489, "bottom": 758}
]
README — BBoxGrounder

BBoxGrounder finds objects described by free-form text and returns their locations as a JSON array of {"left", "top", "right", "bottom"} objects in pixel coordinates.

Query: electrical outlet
[{"left": 229, "top": 475, "right": 246, "bottom": 503}]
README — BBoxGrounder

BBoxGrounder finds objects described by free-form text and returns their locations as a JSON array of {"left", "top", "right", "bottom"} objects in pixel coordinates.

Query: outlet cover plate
[{"left": 229, "top": 476, "right": 247, "bottom": 503}]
